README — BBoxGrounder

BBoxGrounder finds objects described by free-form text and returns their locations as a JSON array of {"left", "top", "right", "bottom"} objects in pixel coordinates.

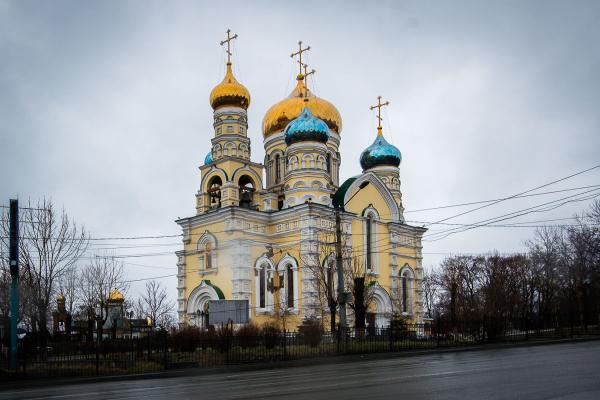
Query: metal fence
[{"left": 2, "top": 320, "right": 599, "bottom": 380}]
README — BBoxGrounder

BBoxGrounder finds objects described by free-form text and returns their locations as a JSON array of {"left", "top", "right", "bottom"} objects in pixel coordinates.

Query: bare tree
[
  {"left": 11, "top": 199, "right": 88, "bottom": 345},
  {"left": 136, "top": 280, "right": 174, "bottom": 329},
  {"left": 57, "top": 265, "right": 80, "bottom": 314},
  {"left": 80, "top": 255, "right": 128, "bottom": 337},
  {"left": 301, "top": 229, "right": 338, "bottom": 332},
  {"left": 344, "top": 255, "right": 376, "bottom": 331},
  {"left": 421, "top": 267, "right": 440, "bottom": 319}
]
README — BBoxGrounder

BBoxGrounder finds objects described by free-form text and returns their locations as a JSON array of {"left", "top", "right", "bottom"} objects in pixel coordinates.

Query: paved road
[{"left": 1, "top": 341, "right": 599, "bottom": 400}]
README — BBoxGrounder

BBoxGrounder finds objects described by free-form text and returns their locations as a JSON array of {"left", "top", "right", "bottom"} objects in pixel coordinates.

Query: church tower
[
  {"left": 196, "top": 30, "right": 263, "bottom": 214},
  {"left": 359, "top": 96, "right": 405, "bottom": 220},
  {"left": 262, "top": 42, "right": 342, "bottom": 210}
]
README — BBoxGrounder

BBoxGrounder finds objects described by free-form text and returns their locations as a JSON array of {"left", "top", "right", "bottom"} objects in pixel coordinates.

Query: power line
[
  {"left": 403, "top": 184, "right": 600, "bottom": 214},
  {"left": 424, "top": 188, "right": 600, "bottom": 242},
  {"left": 423, "top": 163, "right": 600, "bottom": 227}
]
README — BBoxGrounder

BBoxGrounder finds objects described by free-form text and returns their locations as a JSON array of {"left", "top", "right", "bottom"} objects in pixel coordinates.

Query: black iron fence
[{"left": 2, "top": 319, "right": 599, "bottom": 380}]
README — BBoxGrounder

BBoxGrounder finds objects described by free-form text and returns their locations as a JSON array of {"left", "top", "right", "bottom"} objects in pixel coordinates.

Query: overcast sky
[{"left": 1, "top": 0, "right": 599, "bottom": 303}]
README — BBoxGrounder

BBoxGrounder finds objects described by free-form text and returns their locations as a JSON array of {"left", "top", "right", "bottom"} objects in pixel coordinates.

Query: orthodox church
[{"left": 176, "top": 32, "right": 426, "bottom": 330}]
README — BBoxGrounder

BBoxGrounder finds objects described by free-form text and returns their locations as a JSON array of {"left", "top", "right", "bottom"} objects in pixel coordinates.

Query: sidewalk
[{"left": 2, "top": 335, "right": 599, "bottom": 390}]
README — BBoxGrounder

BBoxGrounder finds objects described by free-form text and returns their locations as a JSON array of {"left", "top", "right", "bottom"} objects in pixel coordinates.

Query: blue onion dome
[
  {"left": 204, "top": 151, "right": 213, "bottom": 165},
  {"left": 359, "top": 129, "right": 402, "bottom": 170},
  {"left": 284, "top": 107, "right": 330, "bottom": 146}
]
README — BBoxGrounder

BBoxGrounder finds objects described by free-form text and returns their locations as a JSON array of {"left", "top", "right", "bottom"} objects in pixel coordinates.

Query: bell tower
[{"left": 196, "top": 29, "right": 262, "bottom": 214}]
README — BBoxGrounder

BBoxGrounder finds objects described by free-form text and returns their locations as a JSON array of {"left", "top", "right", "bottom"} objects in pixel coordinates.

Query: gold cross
[
  {"left": 302, "top": 63, "right": 315, "bottom": 95},
  {"left": 370, "top": 96, "right": 390, "bottom": 131},
  {"left": 302, "top": 63, "right": 316, "bottom": 79},
  {"left": 290, "top": 41, "right": 311, "bottom": 76},
  {"left": 220, "top": 29, "right": 238, "bottom": 64}
]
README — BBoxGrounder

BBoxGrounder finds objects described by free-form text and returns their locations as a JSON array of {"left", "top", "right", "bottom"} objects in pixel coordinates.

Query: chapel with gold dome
[{"left": 176, "top": 32, "right": 426, "bottom": 330}]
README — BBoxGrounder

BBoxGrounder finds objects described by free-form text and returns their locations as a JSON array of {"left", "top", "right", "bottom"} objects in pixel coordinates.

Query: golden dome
[
  {"left": 108, "top": 289, "right": 124, "bottom": 302},
  {"left": 262, "top": 75, "right": 342, "bottom": 138},
  {"left": 209, "top": 62, "right": 250, "bottom": 110},
  {"left": 56, "top": 293, "right": 65, "bottom": 302}
]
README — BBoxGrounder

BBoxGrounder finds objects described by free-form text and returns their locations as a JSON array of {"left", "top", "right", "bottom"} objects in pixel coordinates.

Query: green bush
[
  {"left": 261, "top": 322, "right": 281, "bottom": 349},
  {"left": 171, "top": 327, "right": 201, "bottom": 352},
  {"left": 236, "top": 323, "right": 261, "bottom": 348},
  {"left": 298, "top": 317, "right": 323, "bottom": 347}
]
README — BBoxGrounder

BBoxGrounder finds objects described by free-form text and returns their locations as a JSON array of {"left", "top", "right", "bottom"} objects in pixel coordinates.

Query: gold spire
[
  {"left": 220, "top": 28, "right": 238, "bottom": 65},
  {"left": 370, "top": 96, "right": 390, "bottom": 136},
  {"left": 291, "top": 41, "right": 311, "bottom": 77}
]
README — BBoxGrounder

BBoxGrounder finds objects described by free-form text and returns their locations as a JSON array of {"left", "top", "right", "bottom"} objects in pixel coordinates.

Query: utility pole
[
  {"left": 333, "top": 181, "right": 370, "bottom": 343},
  {"left": 335, "top": 207, "right": 347, "bottom": 337},
  {"left": 9, "top": 199, "right": 19, "bottom": 370}
]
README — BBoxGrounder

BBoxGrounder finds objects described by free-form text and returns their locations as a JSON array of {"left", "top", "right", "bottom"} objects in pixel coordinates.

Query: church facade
[{"left": 176, "top": 34, "right": 426, "bottom": 330}]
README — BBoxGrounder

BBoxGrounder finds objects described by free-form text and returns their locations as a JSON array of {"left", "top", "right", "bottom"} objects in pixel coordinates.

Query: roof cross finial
[
  {"left": 302, "top": 63, "right": 316, "bottom": 96},
  {"left": 369, "top": 96, "right": 390, "bottom": 135},
  {"left": 291, "top": 41, "right": 311, "bottom": 76},
  {"left": 220, "top": 29, "right": 238, "bottom": 64}
]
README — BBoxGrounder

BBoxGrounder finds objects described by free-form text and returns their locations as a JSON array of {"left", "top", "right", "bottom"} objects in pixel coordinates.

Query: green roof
[
  {"left": 203, "top": 280, "right": 225, "bottom": 299},
  {"left": 332, "top": 176, "right": 359, "bottom": 209}
]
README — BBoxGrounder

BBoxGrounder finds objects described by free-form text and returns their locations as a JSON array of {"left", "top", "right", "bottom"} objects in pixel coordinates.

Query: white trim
[
  {"left": 343, "top": 172, "right": 400, "bottom": 221},
  {"left": 254, "top": 255, "right": 275, "bottom": 314},
  {"left": 277, "top": 253, "right": 299, "bottom": 314},
  {"left": 362, "top": 206, "right": 380, "bottom": 275},
  {"left": 399, "top": 264, "right": 415, "bottom": 315},
  {"left": 371, "top": 284, "right": 393, "bottom": 327},
  {"left": 186, "top": 281, "right": 220, "bottom": 327}
]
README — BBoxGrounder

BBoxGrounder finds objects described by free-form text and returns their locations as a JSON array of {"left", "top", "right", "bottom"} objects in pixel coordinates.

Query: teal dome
[
  {"left": 204, "top": 151, "right": 213, "bottom": 165},
  {"left": 360, "top": 132, "right": 401, "bottom": 170},
  {"left": 284, "top": 107, "right": 330, "bottom": 145}
]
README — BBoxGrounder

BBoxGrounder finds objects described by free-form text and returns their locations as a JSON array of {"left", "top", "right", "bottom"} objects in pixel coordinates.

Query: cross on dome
[
  {"left": 220, "top": 29, "right": 238, "bottom": 64},
  {"left": 291, "top": 41, "right": 311, "bottom": 76},
  {"left": 302, "top": 63, "right": 316, "bottom": 98},
  {"left": 370, "top": 96, "right": 390, "bottom": 135}
]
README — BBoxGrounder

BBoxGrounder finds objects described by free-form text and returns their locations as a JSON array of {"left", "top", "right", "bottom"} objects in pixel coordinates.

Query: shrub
[
  {"left": 390, "top": 314, "right": 409, "bottom": 341},
  {"left": 298, "top": 317, "right": 323, "bottom": 347},
  {"left": 236, "top": 323, "right": 261, "bottom": 348},
  {"left": 171, "top": 327, "right": 201, "bottom": 352},
  {"left": 261, "top": 322, "right": 281, "bottom": 349}
]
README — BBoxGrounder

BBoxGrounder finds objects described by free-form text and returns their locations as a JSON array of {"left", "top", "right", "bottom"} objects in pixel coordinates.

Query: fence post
[
  {"left": 436, "top": 315, "right": 441, "bottom": 348},
  {"left": 283, "top": 328, "right": 287, "bottom": 361},
  {"left": 95, "top": 336, "right": 100, "bottom": 376},
  {"left": 163, "top": 330, "right": 168, "bottom": 370},
  {"left": 389, "top": 321, "right": 393, "bottom": 352}
]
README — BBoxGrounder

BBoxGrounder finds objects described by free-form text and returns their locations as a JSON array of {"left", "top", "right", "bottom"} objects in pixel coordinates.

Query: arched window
[
  {"left": 198, "top": 232, "right": 218, "bottom": 272},
  {"left": 366, "top": 215, "right": 373, "bottom": 270},
  {"left": 275, "top": 155, "right": 281, "bottom": 183},
  {"left": 286, "top": 264, "right": 294, "bottom": 307},
  {"left": 400, "top": 266, "right": 414, "bottom": 314},
  {"left": 239, "top": 175, "right": 255, "bottom": 209},
  {"left": 260, "top": 264, "right": 266, "bottom": 308},
  {"left": 326, "top": 153, "right": 331, "bottom": 173},
  {"left": 205, "top": 242, "right": 212, "bottom": 269},
  {"left": 207, "top": 176, "right": 222, "bottom": 209},
  {"left": 277, "top": 255, "right": 299, "bottom": 312},
  {"left": 255, "top": 257, "right": 274, "bottom": 313},
  {"left": 363, "top": 207, "right": 379, "bottom": 273}
]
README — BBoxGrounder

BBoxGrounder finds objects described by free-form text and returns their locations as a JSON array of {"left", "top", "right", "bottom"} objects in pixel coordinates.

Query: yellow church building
[{"left": 176, "top": 32, "right": 426, "bottom": 330}]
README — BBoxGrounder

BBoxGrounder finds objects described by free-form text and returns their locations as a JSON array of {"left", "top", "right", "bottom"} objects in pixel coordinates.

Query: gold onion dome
[
  {"left": 209, "top": 62, "right": 251, "bottom": 110},
  {"left": 56, "top": 293, "right": 65, "bottom": 302},
  {"left": 262, "top": 74, "right": 342, "bottom": 138},
  {"left": 108, "top": 289, "right": 125, "bottom": 302}
]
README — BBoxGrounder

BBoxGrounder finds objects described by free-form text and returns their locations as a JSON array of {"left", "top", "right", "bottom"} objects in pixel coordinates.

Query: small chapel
[{"left": 176, "top": 31, "right": 426, "bottom": 330}]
